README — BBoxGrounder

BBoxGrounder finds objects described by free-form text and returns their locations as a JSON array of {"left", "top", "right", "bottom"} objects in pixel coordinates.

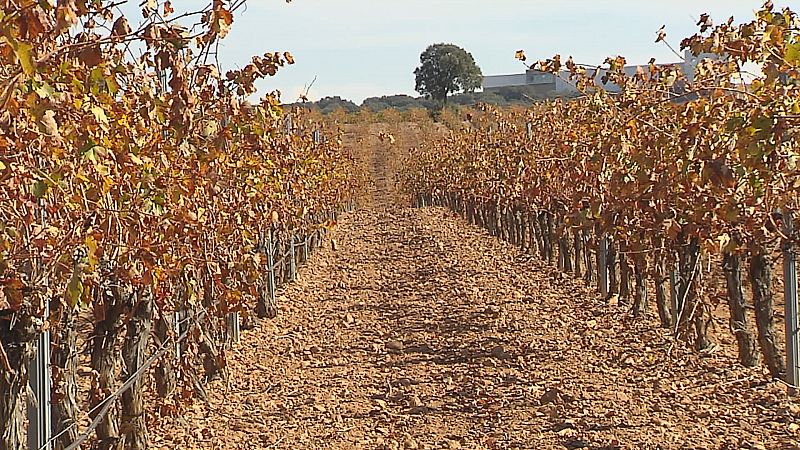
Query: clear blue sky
[{"left": 149, "top": 1, "right": 799, "bottom": 103}]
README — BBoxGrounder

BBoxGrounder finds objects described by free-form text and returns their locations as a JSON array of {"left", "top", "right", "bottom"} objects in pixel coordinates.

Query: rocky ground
[{"left": 151, "top": 123, "right": 800, "bottom": 450}]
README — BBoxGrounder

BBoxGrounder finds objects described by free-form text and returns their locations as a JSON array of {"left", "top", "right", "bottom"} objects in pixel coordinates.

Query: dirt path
[{"left": 153, "top": 127, "right": 799, "bottom": 450}]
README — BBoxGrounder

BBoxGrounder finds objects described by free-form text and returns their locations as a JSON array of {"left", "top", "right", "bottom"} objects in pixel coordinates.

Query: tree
[{"left": 414, "top": 43, "right": 482, "bottom": 107}]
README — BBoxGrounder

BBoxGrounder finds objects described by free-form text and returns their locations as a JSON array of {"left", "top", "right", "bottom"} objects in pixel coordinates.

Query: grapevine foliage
[
  {"left": 0, "top": 0, "right": 360, "bottom": 446},
  {"left": 404, "top": 1, "right": 800, "bottom": 259}
]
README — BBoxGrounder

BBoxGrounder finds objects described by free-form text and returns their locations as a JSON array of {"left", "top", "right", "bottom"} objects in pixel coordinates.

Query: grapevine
[
  {"left": 402, "top": 1, "right": 800, "bottom": 380},
  {"left": 0, "top": 1, "right": 360, "bottom": 449}
]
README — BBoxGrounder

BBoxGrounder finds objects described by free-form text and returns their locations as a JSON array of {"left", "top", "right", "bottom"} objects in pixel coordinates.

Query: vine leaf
[
  {"left": 9, "top": 38, "right": 35, "bottom": 76},
  {"left": 65, "top": 273, "right": 84, "bottom": 308}
]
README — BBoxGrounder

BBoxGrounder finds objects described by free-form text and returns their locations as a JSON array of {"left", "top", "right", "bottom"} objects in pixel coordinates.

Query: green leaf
[
  {"left": 106, "top": 74, "right": 120, "bottom": 96},
  {"left": 787, "top": 41, "right": 800, "bottom": 66},
  {"left": 32, "top": 180, "right": 48, "bottom": 198},
  {"left": 12, "top": 40, "right": 35, "bottom": 77},
  {"left": 65, "top": 273, "right": 83, "bottom": 308},
  {"left": 34, "top": 81, "right": 55, "bottom": 99}
]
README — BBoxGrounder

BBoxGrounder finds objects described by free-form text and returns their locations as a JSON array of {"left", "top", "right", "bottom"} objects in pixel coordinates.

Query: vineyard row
[{"left": 401, "top": 2, "right": 800, "bottom": 389}]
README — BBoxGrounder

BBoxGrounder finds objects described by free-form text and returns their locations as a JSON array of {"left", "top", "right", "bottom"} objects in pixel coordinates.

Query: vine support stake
[
  {"left": 783, "top": 209, "right": 799, "bottom": 393},
  {"left": 226, "top": 312, "right": 240, "bottom": 345},
  {"left": 267, "top": 229, "right": 277, "bottom": 308},
  {"left": 289, "top": 234, "right": 297, "bottom": 281},
  {"left": 29, "top": 172, "right": 52, "bottom": 450},
  {"left": 598, "top": 237, "right": 609, "bottom": 298},
  {"left": 28, "top": 300, "right": 52, "bottom": 450},
  {"left": 173, "top": 311, "right": 182, "bottom": 360}
]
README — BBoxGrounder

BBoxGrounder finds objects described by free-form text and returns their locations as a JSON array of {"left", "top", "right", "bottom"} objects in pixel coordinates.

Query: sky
[{"left": 141, "top": 1, "right": 800, "bottom": 103}]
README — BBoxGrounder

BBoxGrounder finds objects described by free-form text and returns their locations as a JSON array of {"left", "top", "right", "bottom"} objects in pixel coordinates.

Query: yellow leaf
[
  {"left": 786, "top": 42, "right": 800, "bottom": 66},
  {"left": 85, "top": 235, "right": 97, "bottom": 257},
  {"left": 91, "top": 106, "right": 108, "bottom": 124}
]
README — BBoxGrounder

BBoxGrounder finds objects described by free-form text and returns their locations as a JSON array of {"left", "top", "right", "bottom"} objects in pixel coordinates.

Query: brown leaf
[
  {"left": 40, "top": 110, "right": 60, "bottom": 137},
  {"left": 112, "top": 17, "right": 132, "bottom": 37},
  {"left": 77, "top": 45, "right": 103, "bottom": 67}
]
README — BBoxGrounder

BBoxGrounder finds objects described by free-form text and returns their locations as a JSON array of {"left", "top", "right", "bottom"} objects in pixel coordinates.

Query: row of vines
[
  {"left": 402, "top": 2, "right": 800, "bottom": 383},
  {"left": 0, "top": 1, "right": 361, "bottom": 449}
]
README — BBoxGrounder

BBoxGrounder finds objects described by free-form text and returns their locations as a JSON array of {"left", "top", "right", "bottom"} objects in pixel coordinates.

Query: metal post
[
  {"left": 226, "top": 312, "right": 240, "bottom": 345},
  {"left": 669, "top": 263, "right": 679, "bottom": 327},
  {"left": 783, "top": 209, "right": 799, "bottom": 391},
  {"left": 289, "top": 234, "right": 297, "bottom": 281},
  {"left": 29, "top": 155, "right": 52, "bottom": 450},
  {"left": 598, "top": 237, "right": 609, "bottom": 298},
  {"left": 173, "top": 311, "right": 181, "bottom": 360},
  {"left": 267, "top": 229, "right": 277, "bottom": 307},
  {"left": 28, "top": 301, "right": 52, "bottom": 450}
]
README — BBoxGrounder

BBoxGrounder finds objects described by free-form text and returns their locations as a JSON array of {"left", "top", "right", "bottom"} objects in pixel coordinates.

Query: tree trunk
[
  {"left": 504, "top": 205, "right": 511, "bottom": 242},
  {"left": 492, "top": 202, "right": 502, "bottom": 237},
  {"left": 619, "top": 242, "right": 632, "bottom": 302},
  {"left": 608, "top": 238, "right": 619, "bottom": 297},
  {"left": 584, "top": 229, "right": 595, "bottom": 285},
  {"left": 574, "top": 229, "right": 583, "bottom": 279},
  {"left": 563, "top": 233, "right": 573, "bottom": 273},
  {"left": 121, "top": 287, "right": 153, "bottom": 449},
  {"left": 677, "top": 235, "right": 709, "bottom": 351},
  {"left": 52, "top": 306, "right": 80, "bottom": 450},
  {"left": 749, "top": 249, "right": 786, "bottom": 378},
  {"left": 153, "top": 313, "right": 176, "bottom": 398},
  {"left": 537, "top": 212, "right": 548, "bottom": 261},
  {"left": 468, "top": 199, "right": 476, "bottom": 225},
  {"left": 723, "top": 252, "right": 759, "bottom": 367},
  {"left": 0, "top": 311, "right": 37, "bottom": 450},
  {"left": 199, "top": 276, "right": 226, "bottom": 382},
  {"left": 526, "top": 212, "right": 537, "bottom": 255},
  {"left": 653, "top": 241, "right": 673, "bottom": 328},
  {"left": 90, "top": 281, "right": 129, "bottom": 450}
]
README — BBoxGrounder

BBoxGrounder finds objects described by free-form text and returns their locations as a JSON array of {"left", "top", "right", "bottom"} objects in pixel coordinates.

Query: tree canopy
[{"left": 414, "top": 43, "right": 483, "bottom": 106}]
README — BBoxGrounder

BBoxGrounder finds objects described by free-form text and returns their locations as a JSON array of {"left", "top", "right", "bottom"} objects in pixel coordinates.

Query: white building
[{"left": 483, "top": 50, "right": 719, "bottom": 96}]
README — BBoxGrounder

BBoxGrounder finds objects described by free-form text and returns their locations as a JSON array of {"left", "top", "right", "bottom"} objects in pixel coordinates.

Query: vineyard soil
[{"left": 151, "top": 125, "right": 800, "bottom": 450}]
